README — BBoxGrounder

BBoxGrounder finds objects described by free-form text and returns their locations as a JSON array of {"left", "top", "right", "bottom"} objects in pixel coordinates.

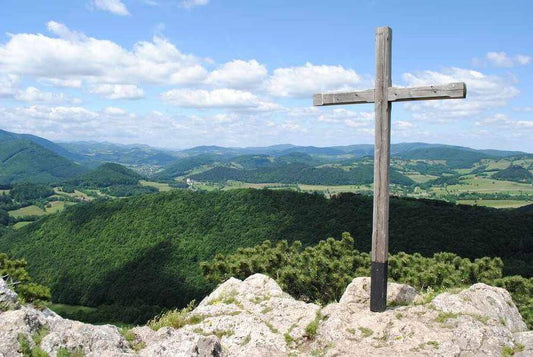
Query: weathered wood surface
[
  {"left": 313, "top": 89, "right": 374, "bottom": 106},
  {"left": 313, "top": 82, "right": 466, "bottom": 106},
  {"left": 388, "top": 82, "right": 466, "bottom": 102},
  {"left": 372, "top": 26, "right": 392, "bottom": 265}
]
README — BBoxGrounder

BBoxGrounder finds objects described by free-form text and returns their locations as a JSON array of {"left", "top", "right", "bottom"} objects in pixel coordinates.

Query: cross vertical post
[
  {"left": 312, "top": 26, "right": 466, "bottom": 312},
  {"left": 370, "top": 26, "right": 392, "bottom": 312}
]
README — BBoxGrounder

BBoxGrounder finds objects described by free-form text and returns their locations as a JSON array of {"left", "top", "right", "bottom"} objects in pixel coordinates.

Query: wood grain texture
[
  {"left": 388, "top": 82, "right": 466, "bottom": 102},
  {"left": 313, "top": 89, "right": 375, "bottom": 106},
  {"left": 313, "top": 82, "right": 466, "bottom": 106},
  {"left": 372, "top": 26, "right": 392, "bottom": 264}
]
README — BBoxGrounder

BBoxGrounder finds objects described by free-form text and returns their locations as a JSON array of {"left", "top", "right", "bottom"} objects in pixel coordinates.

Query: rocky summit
[{"left": 1, "top": 274, "right": 532, "bottom": 356}]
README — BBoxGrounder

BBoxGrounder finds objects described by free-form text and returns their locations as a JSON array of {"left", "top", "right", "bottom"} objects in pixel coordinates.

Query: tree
[{"left": 0, "top": 253, "right": 50, "bottom": 303}]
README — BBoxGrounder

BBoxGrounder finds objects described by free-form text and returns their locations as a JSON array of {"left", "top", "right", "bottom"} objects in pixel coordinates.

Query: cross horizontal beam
[{"left": 313, "top": 82, "right": 466, "bottom": 106}]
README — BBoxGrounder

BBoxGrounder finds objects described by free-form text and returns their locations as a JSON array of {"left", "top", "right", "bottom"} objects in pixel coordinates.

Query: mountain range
[{"left": 0, "top": 128, "right": 532, "bottom": 185}]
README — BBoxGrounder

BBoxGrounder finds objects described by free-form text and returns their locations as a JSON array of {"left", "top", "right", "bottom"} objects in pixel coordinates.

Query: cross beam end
[
  {"left": 313, "top": 89, "right": 375, "bottom": 106},
  {"left": 389, "top": 82, "right": 466, "bottom": 102}
]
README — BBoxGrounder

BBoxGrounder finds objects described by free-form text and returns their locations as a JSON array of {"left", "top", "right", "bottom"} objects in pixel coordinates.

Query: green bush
[{"left": 202, "top": 233, "right": 533, "bottom": 329}]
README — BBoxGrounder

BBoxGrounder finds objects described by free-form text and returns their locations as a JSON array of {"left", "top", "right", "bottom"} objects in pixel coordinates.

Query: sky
[{"left": 0, "top": 0, "right": 532, "bottom": 151}]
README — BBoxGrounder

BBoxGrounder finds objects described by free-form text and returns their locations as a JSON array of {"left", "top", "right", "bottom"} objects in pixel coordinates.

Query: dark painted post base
[{"left": 370, "top": 261, "right": 388, "bottom": 312}]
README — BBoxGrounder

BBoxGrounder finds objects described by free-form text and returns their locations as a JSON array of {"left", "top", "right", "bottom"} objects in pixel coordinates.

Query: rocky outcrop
[{"left": 0, "top": 274, "right": 531, "bottom": 356}]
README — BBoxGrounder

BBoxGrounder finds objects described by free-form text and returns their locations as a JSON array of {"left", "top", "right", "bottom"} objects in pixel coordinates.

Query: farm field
[
  {"left": 456, "top": 200, "right": 533, "bottom": 208},
  {"left": 437, "top": 177, "right": 533, "bottom": 194},
  {"left": 12, "top": 221, "right": 32, "bottom": 229},
  {"left": 8, "top": 205, "right": 46, "bottom": 218},
  {"left": 139, "top": 180, "right": 172, "bottom": 192}
]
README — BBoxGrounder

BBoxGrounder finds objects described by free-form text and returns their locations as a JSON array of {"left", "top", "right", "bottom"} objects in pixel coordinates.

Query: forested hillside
[
  {"left": 189, "top": 163, "right": 415, "bottom": 185},
  {"left": 0, "top": 138, "right": 86, "bottom": 185},
  {"left": 493, "top": 165, "right": 533, "bottom": 183},
  {"left": 0, "top": 189, "right": 531, "bottom": 319},
  {"left": 67, "top": 163, "right": 142, "bottom": 187}
]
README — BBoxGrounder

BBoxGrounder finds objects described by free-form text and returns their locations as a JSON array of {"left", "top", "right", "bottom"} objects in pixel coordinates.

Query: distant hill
[
  {"left": 0, "top": 129, "right": 85, "bottom": 162},
  {"left": 59, "top": 141, "right": 177, "bottom": 166},
  {"left": 178, "top": 143, "right": 529, "bottom": 160},
  {"left": 493, "top": 165, "right": 533, "bottom": 183},
  {"left": 0, "top": 133, "right": 86, "bottom": 185},
  {"left": 68, "top": 163, "right": 142, "bottom": 187},
  {"left": 154, "top": 154, "right": 219, "bottom": 180},
  {"left": 398, "top": 147, "right": 493, "bottom": 168},
  {"left": 189, "top": 163, "right": 414, "bottom": 186}
]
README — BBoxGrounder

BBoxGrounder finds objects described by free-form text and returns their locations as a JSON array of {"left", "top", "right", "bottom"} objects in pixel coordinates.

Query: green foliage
[
  {"left": 17, "top": 332, "right": 49, "bottom": 357},
  {"left": 0, "top": 209, "right": 9, "bottom": 226},
  {"left": 358, "top": 327, "right": 373, "bottom": 337},
  {"left": 147, "top": 301, "right": 200, "bottom": 331},
  {"left": 0, "top": 253, "right": 50, "bottom": 303},
  {"left": 305, "top": 311, "right": 323, "bottom": 339},
  {"left": 0, "top": 190, "right": 532, "bottom": 324},
  {"left": 101, "top": 184, "right": 158, "bottom": 197},
  {"left": 202, "top": 234, "right": 533, "bottom": 329},
  {"left": 493, "top": 165, "right": 533, "bottom": 183},
  {"left": 202, "top": 233, "right": 505, "bottom": 304},
  {"left": 49, "top": 303, "right": 160, "bottom": 326},
  {"left": 9, "top": 183, "right": 54, "bottom": 202}
]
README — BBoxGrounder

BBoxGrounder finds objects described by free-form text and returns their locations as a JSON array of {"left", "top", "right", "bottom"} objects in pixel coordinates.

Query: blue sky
[{"left": 0, "top": 0, "right": 532, "bottom": 151}]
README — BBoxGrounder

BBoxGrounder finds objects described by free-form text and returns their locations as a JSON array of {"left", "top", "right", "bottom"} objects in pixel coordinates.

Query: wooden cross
[{"left": 313, "top": 26, "right": 467, "bottom": 312}]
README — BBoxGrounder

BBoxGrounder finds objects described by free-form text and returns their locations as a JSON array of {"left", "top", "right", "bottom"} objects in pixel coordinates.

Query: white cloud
[
  {"left": 0, "top": 22, "right": 207, "bottom": 86},
  {"left": 394, "top": 121, "right": 414, "bottom": 130},
  {"left": 89, "top": 0, "right": 130, "bottom": 16},
  {"left": 267, "top": 63, "right": 364, "bottom": 98},
  {"left": 486, "top": 52, "right": 514, "bottom": 67},
  {"left": 206, "top": 60, "right": 267, "bottom": 89},
  {"left": 475, "top": 113, "right": 533, "bottom": 131},
  {"left": 13, "top": 87, "right": 80, "bottom": 104},
  {"left": 103, "top": 106, "right": 128, "bottom": 115},
  {"left": 90, "top": 84, "right": 145, "bottom": 99},
  {"left": 38, "top": 78, "right": 83, "bottom": 88},
  {"left": 161, "top": 88, "right": 277, "bottom": 109},
  {"left": 180, "top": 0, "right": 209, "bottom": 8},
  {"left": 46, "top": 21, "right": 87, "bottom": 41},
  {"left": 402, "top": 67, "right": 519, "bottom": 120},
  {"left": 0, "top": 74, "right": 18, "bottom": 98},
  {"left": 484, "top": 52, "right": 531, "bottom": 67},
  {"left": 515, "top": 55, "right": 531, "bottom": 65}
]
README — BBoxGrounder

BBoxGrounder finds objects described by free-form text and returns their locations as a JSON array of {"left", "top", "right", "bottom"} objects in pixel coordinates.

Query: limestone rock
[
  {"left": 132, "top": 327, "right": 223, "bottom": 357},
  {"left": 312, "top": 280, "right": 527, "bottom": 357},
  {"left": 134, "top": 274, "right": 320, "bottom": 356},
  {"left": 0, "top": 305, "right": 134, "bottom": 357},
  {"left": 339, "top": 277, "right": 419, "bottom": 306},
  {"left": 432, "top": 283, "right": 527, "bottom": 332},
  {"left": 0, "top": 278, "right": 18, "bottom": 310},
  {"left": 0, "top": 274, "right": 530, "bottom": 356}
]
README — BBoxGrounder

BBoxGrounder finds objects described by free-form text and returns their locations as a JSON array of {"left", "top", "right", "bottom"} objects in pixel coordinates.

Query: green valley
[{"left": 0, "top": 189, "right": 531, "bottom": 324}]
